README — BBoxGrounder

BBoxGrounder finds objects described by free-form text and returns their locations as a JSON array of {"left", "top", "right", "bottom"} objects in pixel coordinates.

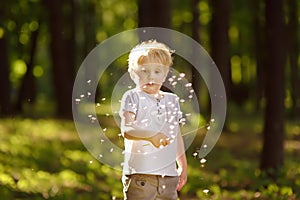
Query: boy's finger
[
  {"left": 166, "top": 138, "right": 170, "bottom": 144},
  {"left": 176, "top": 180, "right": 183, "bottom": 191},
  {"left": 164, "top": 139, "right": 170, "bottom": 146}
]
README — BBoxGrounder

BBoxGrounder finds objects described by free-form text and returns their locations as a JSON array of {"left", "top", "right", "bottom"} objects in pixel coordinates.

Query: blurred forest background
[{"left": 0, "top": 0, "right": 300, "bottom": 199}]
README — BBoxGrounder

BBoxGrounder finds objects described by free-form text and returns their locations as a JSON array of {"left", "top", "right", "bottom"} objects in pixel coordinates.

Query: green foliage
[
  {"left": 0, "top": 118, "right": 122, "bottom": 199},
  {"left": 180, "top": 113, "right": 300, "bottom": 200},
  {"left": 2, "top": 0, "right": 299, "bottom": 117},
  {"left": 0, "top": 116, "right": 299, "bottom": 199}
]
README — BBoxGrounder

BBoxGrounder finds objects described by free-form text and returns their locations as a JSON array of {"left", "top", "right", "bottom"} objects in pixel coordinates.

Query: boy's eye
[{"left": 155, "top": 70, "right": 161, "bottom": 74}]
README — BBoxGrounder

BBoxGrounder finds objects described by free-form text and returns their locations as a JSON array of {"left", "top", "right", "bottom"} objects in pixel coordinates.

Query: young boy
[{"left": 119, "top": 40, "right": 187, "bottom": 200}]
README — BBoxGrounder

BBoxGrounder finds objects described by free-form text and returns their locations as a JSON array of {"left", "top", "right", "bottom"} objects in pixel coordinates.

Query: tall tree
[
  {"left": 252, "top": 0, "right": 266, "bottom": 110},
  {"left": 260, "top": 0, "right": 286, "bottom": 175},
  {"left": 45, "top": 0, "right": 76, "bottom": 117},
  {"left": 138, "top": 0, "right": 171, "bottom": 28},
  {"left": 287, "top": 0, "right": 300, "bottom": 117},
  {"left": 210, "top": 0, "right": 231, "bottom": 97},
  {"left": 82, "top": 1, "right": 101, "bottom": 100},
  {"left": 0, "top": 1, "right": 12, "bottom": 115},
  {"left": 191, "top": 0, "right": 202, "bottom": 110},
  {"left": 15, "top": 22, "right": 39, "bottom": 112},
  {"left": 83, "top": 1, "right": 96, "bottom": 57},
  {"left": 138, "top": 0, "right": 171, "bottom": 43}
]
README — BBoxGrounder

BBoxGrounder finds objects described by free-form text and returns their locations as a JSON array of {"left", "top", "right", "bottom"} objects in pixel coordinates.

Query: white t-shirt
[{"left": 119, "top": 88, "right": 182, "bottom": 176}]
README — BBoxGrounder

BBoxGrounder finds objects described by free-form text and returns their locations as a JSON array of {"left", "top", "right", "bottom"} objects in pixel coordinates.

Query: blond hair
[{"left": 128, "top": 40, "right": 173, "bottom": 72}]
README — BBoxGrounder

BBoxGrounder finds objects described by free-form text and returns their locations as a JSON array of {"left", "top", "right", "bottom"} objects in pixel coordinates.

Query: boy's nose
[{"left": 148, "top": 72, "right": 155, "bottom": 80}]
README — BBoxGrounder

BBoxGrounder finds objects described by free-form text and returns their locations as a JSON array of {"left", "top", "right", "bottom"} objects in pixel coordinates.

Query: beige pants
[{"left": 122, "top": 174, "right": 179, "bottom": 200}]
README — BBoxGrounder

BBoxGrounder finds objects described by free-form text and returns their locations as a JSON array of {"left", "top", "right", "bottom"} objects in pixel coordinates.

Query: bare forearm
[
  {"left": 177, "top": 129, "right": 187, "bottom": 170},
  {"left": 177, "top": 153, "right": 187, "bottom": 171},
  {"left": 124, "top": 132, "right": 150, "bottom": 141},
  {"left": 121, "top": 112, "right": 169, "bottom": 147},
  {"left": 122, "top": 111, "right": 157, "bottom": 139},
  {"left": 176, "top": 129, "right": 187, "bottom": 191},
  {"left": 123, "top": 124, "right": 157, "bottom": 139},
  {"left": 177, "top": 137, "right": 187, "bottom": 171}
]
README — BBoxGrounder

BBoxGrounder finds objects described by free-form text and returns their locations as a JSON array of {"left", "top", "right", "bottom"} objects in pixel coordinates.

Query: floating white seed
[
  {"left": 185, "top": 83, "right": 192, "bottom": 87},
  {"left": 179, "top": 73, "right": 185, "bottom": 78},
  {"left": 203, "top": 189, "right": 209, "bottom": 194}
]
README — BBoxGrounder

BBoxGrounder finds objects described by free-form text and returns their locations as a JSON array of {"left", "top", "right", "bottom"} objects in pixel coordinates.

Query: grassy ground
[{"left": 0, "top": 113, "right": 299, "bottom": 199}]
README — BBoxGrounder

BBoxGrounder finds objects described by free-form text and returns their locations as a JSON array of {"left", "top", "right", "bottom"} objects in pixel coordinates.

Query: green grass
[
  {"left": 0, "top": 118, "right": 122, "bottom": 200},
  {"left": 0, "top": 115, "right": 299, "bottom": 200}
]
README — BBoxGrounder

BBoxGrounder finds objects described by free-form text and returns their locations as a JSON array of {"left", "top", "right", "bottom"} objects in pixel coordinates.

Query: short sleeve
[{"left": 119, "top": 90, "right": 138, "bottom": 118}]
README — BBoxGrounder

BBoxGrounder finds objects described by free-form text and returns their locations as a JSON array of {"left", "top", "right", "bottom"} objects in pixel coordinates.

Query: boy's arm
[
  {"left": 122, "top": 111, "right": 170, "bottom": 147},
  {"left": 176, "top": 128, "right": 187, "bottom": 191}
]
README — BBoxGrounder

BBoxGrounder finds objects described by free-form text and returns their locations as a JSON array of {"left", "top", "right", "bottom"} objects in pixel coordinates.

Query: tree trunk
[
  {"left": 45, "top": 0, "right": 76, "bottom": 118},
  {"left": 0, "top": 6, "right": 12, "bottom": 115},
  {"left": 138, "top": 0, "right": 171, "bottom": 43},
  {"left": 191, "top": 0, "right": 201, "bottom": 99},
  {"left": 82, "top": 1, "right": 101, "bottom": 101},
  {"left": 15, "top": 25, "right": 39, "bottom": 113},
  {"left": 83, "top": 1, "right": 96, "bottom": 56},
  {"left": 210, "top": 0, "right": 231, "bottom": 97},
  {"left": 138, "top": 0, "right": 171, "bottom": 28},
  {"left": 252, "top": 0, "right": 266, "bottom": 110},
  {"left": 287, "top": 0, "right": 300, "bottom": 117},
  {"left": 260, "top": 0, "right": 286, "bottom": 175}
]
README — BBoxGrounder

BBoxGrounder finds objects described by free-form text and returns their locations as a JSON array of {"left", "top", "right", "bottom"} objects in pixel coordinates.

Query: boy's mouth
[
  {"left": 146, "top": 82, "right": 155, "bottom": 86},
  {"left": 143, "top": 83, "right": 156, "bottom": 89}
]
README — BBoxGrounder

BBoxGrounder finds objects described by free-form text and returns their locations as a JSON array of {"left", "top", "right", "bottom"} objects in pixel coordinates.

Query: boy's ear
[
  {"left": 129, "top": 70, "right": 136, "bottom": 80},
  {"left": 162, "top": 69, "right": 169, "bottom": 81}
]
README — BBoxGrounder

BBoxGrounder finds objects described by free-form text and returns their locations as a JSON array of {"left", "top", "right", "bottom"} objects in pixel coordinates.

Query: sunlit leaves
[
  {"left": 230, "top": 55, "right": 242, "bottom": 84},
  {"left": 198, "top": 1, "right": 211, "bottom": 25},
  {"left": 10, "top": 59, "right": 27, "bottom": 85},
  {"left": 33, "top": 65, "right": 44, "bottom": 77},
  {"left": 229, "top": 26, "right": 239, "bottom": 44},
  {"left": 98, "top": 0, "right": 137, "bottom": 38}
]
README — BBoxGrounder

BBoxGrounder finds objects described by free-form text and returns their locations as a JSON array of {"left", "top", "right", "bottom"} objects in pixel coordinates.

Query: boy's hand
[
  {"left": 148, "top": 132, "right": 170, "bottom": 148},
  {"left": 177, "top": 167, "right": 187, "bottom": 191}
]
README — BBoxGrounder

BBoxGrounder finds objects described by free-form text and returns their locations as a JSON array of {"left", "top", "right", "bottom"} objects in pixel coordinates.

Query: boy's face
[{"left": 132, "top": 63, "right": 169, "bottom": 94}]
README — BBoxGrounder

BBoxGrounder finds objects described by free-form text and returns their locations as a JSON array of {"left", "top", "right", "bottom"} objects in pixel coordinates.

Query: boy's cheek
[{"left": 154, "top": 77, "right": 167, "bottom": 84}]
